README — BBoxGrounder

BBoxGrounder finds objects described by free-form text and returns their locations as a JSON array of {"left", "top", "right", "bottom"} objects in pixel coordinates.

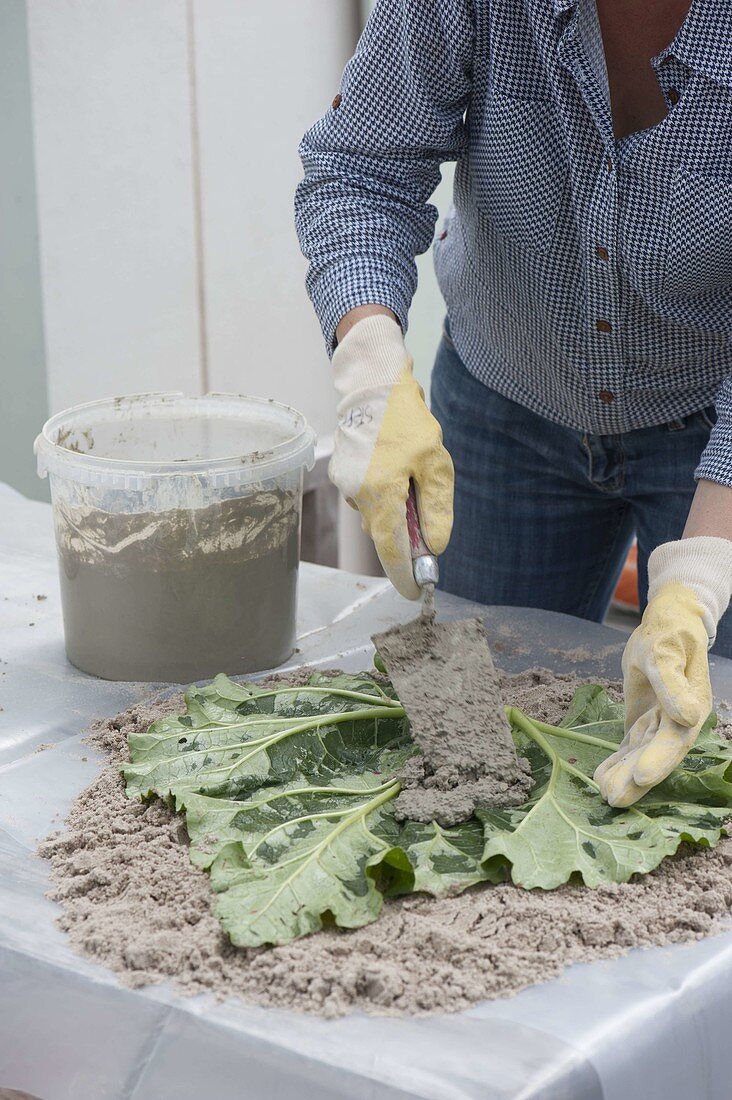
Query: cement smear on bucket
[
  {"left": 39, "top": 668, "right": 732, "bottom": 1018},
  {"left": 373, "top": 616, "right": 532, "bottom": 825}
]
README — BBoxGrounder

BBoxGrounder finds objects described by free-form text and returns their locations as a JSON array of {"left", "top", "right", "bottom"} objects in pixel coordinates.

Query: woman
[{"left": 295, "top": 0, "right": 732, "bottom": 806}]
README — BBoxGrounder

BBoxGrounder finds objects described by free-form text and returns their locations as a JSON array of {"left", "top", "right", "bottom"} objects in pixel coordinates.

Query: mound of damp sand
[{"left": 39, "top": 668, "right": 732, "bottom": 1018}]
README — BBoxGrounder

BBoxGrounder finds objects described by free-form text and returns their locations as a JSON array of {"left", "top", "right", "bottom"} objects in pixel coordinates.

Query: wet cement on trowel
[
  {"left": 39, "top": 667, "right": 732, "bottom": 1018},
  {"left": 372, "top": 613, "right": 532, "bottom": 825}
]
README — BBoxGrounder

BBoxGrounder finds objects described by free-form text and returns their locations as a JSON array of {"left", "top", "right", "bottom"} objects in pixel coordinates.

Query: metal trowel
[{"left": 372, "top": 483, "right": 531, "bottom": 827}]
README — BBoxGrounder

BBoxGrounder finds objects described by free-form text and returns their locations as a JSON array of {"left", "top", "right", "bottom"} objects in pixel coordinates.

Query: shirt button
[
  {"left": 668, "top": 87, "right": 680, "bottom": 106},
  {"left": 598, "top": 389, "right": 615, "bottom": 404},
  {"left": 596, "top": 319, "right": 612, "bottom": 333},
  {"left": 439, "top": 229, "right": 448, "bottom": 240},
  {"left": 596, "top": 245, "right": 609, "bottom": 262},
  {"left": 606, "top": 156, "right": 614, "bottom": 172},
  {"left": 332, "top": 93, "right": 342, "bottom": 109}
]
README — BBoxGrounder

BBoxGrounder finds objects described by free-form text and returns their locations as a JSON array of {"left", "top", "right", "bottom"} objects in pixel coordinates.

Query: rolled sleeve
[
  {"left": 696, "top": 375, "right": 732, "bottom": 487},
  {"left": 295, "top": 0, "right": 474, "bottom": 351}
]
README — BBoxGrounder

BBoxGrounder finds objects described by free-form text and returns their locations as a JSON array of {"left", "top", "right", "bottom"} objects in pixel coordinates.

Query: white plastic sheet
[{"left": 2, "top": 481, "right": 732, "bottom": 1100}]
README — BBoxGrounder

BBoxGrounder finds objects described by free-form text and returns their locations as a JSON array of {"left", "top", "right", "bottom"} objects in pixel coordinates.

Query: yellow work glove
[
  {"left": 595, "top": 536, "right": 732, "bottom": 807},
  {"left": 329, "top": 315, "right": 454, "bottom": 599}
]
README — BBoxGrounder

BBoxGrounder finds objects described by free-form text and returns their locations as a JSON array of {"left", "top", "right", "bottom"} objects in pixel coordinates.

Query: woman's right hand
[{"left": 329, "top": 314, "right": 454, "bottom": 599}]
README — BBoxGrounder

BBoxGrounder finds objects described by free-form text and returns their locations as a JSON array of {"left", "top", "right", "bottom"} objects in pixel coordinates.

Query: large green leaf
[
  {"left": 124, "top": 675, "right": 732, "bottom": 947},
  {"left": 180, "top": 780, "right": 412, "bottom": 946},
  {"left": 480, "top": 691, "right": 732, "bottom": 888},
  {"left": 179, "top": 781, "right": 491, "bottom": 945},
  {"left": 125, "top": 672, "right": 492, "bottom": 945},
  {"left": 123, "top": 672, "right": 408, "bottom": 802}
]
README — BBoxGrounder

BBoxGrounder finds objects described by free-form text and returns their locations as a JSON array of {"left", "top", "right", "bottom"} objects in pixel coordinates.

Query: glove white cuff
[
  {"left": 332, "top": 315, "right": 410, "bottom": 398},
  {"left": 648, "top": 537, "right": 732, "bottom": 643}
]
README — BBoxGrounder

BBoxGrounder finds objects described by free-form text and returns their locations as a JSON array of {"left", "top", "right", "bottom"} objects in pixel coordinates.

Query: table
[{"left": 2, "top": 482, "right": 732, "bottom": 1100}]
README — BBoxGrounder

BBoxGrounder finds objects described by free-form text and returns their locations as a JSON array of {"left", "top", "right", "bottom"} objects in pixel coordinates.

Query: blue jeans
[{"left": 431, "top": 325, "right": 732, "bottom": 659}]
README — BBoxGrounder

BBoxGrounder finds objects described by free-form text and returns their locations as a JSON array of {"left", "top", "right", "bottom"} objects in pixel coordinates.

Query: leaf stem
[
  {"left": 149, "top": 691, "right": 402, "bottom": 742},
  {"left": 248, "top": 787, "right": 398, "bottom": 858},
  {"left": 211, "top": 685, "right": 401, "bottom": 708},
  {"left": 506, "top": 707, "right": 618, "bottom": 752},
  {"left": 220, "top": 706, "right": 406, "bottom": 776},
  {"left": 184, "top": 779, "right": 401, "bottom": 815},
  {"left": 148, "top": 705, "right": 406, "bottom": 767},
  {"left": 506, "top": 708, "right": 600, "bottom": 792}
]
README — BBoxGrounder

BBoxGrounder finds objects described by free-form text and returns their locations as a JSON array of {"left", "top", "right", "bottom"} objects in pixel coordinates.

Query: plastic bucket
[{"left": 35, "top": 392, "right": 316, "bottom": 682}]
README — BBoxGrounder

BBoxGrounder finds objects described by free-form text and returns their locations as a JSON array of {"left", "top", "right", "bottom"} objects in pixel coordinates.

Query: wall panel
[
  {"left": 191, "top": 0, "right": 358, "bottom": 437},
  {"left": 26, "top": 0, "right": 203, "bottom": 414}
]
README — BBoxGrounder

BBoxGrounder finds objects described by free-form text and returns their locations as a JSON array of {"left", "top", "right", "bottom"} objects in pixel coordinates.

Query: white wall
[
  {"left": 27, "top": 0, "right": 204, "bottom": 412},
  {"left": 192, "top": 0, "right": 355, "bottom": 436},
  {"left": 25, "top": 0, "right": 358, "bottom": 439},
  {"left": 0, "top": 0, "right": 48, "bottom": 501},
  {"left": 8, "top": 0, "right": 448, "bottom": 520}
]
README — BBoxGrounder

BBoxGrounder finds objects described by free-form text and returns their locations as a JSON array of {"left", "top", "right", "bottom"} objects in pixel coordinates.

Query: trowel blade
[{"left": 372, "top": 614, "right": 531, "bottom": 826}]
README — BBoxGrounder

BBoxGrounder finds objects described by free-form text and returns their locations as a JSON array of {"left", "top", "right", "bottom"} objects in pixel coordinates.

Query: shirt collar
[
  {"left": 663, "top": 0, "right": 732, "bottom": 91},
  {"left": 553, "top": 0, "right": 732, "bottom": 92}
]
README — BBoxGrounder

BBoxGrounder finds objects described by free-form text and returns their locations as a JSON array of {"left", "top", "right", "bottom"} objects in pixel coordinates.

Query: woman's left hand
[{"left": 595, "top": 537, "right": 732, "bottom": 807}]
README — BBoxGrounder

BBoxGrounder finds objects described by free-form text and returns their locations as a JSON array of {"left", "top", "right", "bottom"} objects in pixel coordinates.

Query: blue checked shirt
[{"left": 295, "top": 0, "right": 732, "bottom": 487}]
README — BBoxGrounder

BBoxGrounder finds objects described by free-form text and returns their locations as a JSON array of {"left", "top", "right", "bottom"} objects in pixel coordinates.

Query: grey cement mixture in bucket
[
  {"left": 55, "top": 488, "right": 300, "bottom": 682},
  {"left": 35, "top": 392, "right": 316, "bottom": 683}
]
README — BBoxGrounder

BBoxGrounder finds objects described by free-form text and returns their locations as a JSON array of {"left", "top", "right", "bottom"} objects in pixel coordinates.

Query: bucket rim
[{"left": 35, "top": 391, "right": 317, "bottom": 484}]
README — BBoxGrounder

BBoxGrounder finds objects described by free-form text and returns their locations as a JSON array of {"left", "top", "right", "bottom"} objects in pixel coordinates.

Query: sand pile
[{"left": 39, "top": 668, "right": 732, "bottom": 1018}]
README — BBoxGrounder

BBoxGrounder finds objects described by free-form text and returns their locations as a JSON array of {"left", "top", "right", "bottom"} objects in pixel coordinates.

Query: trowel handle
[{"left": 406, "top": 482, "right": 439, "bottom": 589}]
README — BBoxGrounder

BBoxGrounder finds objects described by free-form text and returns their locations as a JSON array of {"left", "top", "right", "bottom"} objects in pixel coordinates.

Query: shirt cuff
[
  {"left": 306, "top": 258, "right": 413, "bottom": 356},
  {"left": 695, "top": 433, "right": 732, "bottom": 488},
  {"left": 695, "top": 379, "right": 732, "bottom": 487}
]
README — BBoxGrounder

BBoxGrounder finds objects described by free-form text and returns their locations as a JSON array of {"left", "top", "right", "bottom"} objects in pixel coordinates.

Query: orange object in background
[{"left": 613, "top": 543, "right": 639, "bottom": 611}]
